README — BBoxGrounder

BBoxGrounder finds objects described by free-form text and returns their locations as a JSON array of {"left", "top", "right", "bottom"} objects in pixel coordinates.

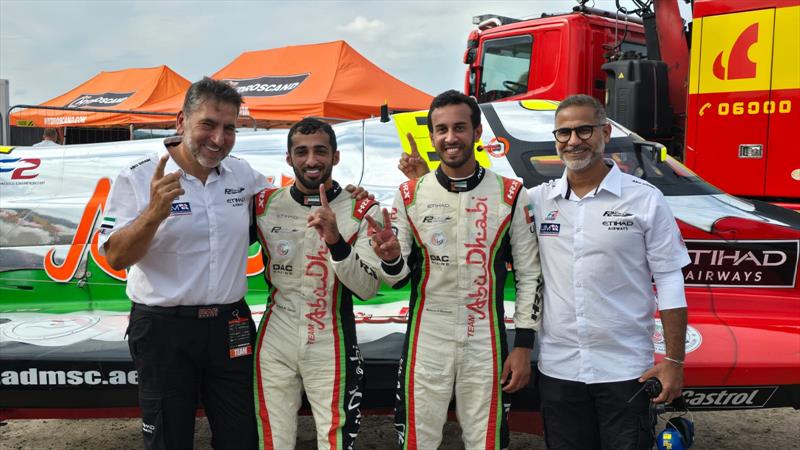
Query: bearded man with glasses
[{"left": 530, "top": 94, "right": 690, "bottom": 450}]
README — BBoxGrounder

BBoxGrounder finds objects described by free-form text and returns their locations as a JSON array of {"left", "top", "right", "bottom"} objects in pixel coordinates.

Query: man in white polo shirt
[
  {"left": 529, "top": 94, "right": 690, "bottom": 450},
  {"left": 99, "top": 77, "right": 268, "bottom": 449}
]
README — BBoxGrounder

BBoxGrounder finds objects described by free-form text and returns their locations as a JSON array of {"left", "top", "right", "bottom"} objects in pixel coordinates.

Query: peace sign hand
[
  {"left": 307, "top": 184, "right": 341, "bottom": 245},
  {"left": 145, "top": 154, "right": 184, "bottom": 223},
  {"left": 364, "top": 208, "right": 400, "bottom": 262}
]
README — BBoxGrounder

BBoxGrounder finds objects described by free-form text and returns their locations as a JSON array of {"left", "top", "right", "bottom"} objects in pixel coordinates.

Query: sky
[{"left": 0, "top": 0, "right": 691, "bottom": 107}]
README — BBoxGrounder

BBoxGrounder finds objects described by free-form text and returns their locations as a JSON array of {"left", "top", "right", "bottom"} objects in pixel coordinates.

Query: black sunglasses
[{"left": 552, "top": 124, "right": 606, "bottom": 143}]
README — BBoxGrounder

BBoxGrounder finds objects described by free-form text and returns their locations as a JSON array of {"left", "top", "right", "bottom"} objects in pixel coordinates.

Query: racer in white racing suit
[
  {"left": 372, "top": 91, "right": 543, "bottom": 450},
  {"left": 253, "top": 119, "right": 382, "bottom": 450}
]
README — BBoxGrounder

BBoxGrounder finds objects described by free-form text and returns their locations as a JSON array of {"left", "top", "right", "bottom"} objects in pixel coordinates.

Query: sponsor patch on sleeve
[
  {"left": 254, "top": 188, "right": 279, "bottom": 216},
  {"left": 99, "top": 216, "right": 116, "bottom": 234},
  {"left": 523, "top": 204, "right": 534, "bottom": 224},
  {"left": 501, "top": 178, "right": 521, "bottom": 206},
  {"left": 353, "top": 198, "right": 377, "bottom": 221},
  {"left": 400, "top": 179, "right": 418, "bottom": 207}
]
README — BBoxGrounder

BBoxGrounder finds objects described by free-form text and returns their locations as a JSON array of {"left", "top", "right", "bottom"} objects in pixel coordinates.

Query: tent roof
[
  {"left": 146, "top": 41, "right": 433, "bottom": 127},
  {"left": 10, "top": 66, "right": 189, "bottom": 128}
]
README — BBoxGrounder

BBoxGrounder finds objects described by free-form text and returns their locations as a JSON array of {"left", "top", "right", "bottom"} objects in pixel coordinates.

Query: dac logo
[
  {"left": 0, "top": 158, "right": 41, "bottom": 180},
  {"left": 713, "top": 23, "right": 758, "bottom": 80},
  {"left": 272, "top": 263, "right": 293, "bottom": 272}
]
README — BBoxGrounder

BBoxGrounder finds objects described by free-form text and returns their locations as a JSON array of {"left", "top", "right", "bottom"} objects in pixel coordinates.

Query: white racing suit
[
  {"left": 253, "top": 182, "right": 382, "bottom": 450},
  {"left": 383, "top": 165, "right": 543, "bottom": 450}
]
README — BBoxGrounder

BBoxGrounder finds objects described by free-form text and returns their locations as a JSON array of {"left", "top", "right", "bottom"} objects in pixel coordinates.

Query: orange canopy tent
[
  {"left": 10, "top": 66, "right": 189, "bottom": 128},
  {"left": 145, "top": 41, "right": 433, "bottom": 127}
]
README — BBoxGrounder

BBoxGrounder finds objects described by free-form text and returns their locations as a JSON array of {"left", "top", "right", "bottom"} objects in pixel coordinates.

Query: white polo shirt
[
  {"left": 98, "top": 143, "right": 269, "bottom": 307},
  {"left": 528, "top": 162, "right": 690, "bottom": 383}
]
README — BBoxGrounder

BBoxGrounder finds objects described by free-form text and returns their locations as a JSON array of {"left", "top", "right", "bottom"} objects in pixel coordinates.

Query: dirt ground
[{"left": 1, "top": 408, "right": 797, "bottom": 449}]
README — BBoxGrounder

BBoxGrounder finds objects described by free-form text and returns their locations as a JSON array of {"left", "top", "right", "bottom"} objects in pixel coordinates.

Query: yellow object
[
  {"left": 692, "top": 6, "right": 799, "bottom": 94},
  {"left": 393, "top": 110, "right": 491, "bottom": 169},
  {"left": 520, "top": 99, "right": 558, "bottom": 111}
]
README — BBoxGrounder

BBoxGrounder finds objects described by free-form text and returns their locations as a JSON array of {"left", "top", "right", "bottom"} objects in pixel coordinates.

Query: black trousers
[
  {"left": 539, "top": 373, "right": 655, "bottom": 450},
  {"left": 127, "top": 300, "right": 257, "bottom": 450}
]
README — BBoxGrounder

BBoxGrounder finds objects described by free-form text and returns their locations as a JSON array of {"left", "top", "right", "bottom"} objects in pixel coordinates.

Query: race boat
[{"left": 1, "top": 100, "right": 798, "bottom": 424}]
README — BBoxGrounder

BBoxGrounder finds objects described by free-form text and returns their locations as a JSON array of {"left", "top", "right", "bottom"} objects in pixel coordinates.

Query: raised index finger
[
  {"left": 406, "top": 132, "right": 420, "bottom": 158},
  {"left": 153, "top": 154, "right": 169, "bottom": 180},
  {"left": 318, "top": 183, "right": 329, "bottom": 208}
]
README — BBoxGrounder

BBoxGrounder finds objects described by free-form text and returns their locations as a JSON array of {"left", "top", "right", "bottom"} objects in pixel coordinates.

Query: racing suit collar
[
  {"left": 289, "top": 180, "right": 342, "bottom": 206},
  {"left": 434, "top": 163, "right": 485, "bottom": 192}
]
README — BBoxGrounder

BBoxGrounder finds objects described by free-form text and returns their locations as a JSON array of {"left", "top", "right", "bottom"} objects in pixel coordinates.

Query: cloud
[
  {"left": 1, "top": 1, "right": 690, "bottom": 107},
  {"left": 336, "top": 16, "right": 387, "bottom": 42}
]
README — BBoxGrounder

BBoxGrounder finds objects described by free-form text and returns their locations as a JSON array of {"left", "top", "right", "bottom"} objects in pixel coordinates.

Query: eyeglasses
[{"left": 552, "top": 124, "right": 606, "bottom": 143}]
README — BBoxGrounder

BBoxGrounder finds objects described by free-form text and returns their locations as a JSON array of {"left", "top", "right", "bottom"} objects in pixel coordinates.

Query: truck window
[{"left": 478, "top": 36, "right": 532, "bottom": 103}]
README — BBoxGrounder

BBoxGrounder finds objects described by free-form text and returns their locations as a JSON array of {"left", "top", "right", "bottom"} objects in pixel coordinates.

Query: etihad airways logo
[
  {"left": 65, "top": 92, "right": 134, "bottom": 108},
  {"left": 225, "top": 74, "right": 310, "bottom": 97},
  {"left": 683, "top": 240, "right": 798, "bottom": 288}
]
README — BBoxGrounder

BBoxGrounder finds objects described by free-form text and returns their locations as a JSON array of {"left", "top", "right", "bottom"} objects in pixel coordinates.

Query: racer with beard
[
  {"left": 252, "top": 118, "right": 385, "bottom": 450},
  {"left": 368, "top": 90, "right": 543, "bottom": 450}
]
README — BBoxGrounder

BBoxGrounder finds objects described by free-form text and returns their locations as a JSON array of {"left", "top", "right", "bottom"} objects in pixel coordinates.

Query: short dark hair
[
  {"left": 287, "top": 118, "right": 337, "bottom": 153},
  {"left": 555, "top": 94, "right": 607, "bottom": 123},
  {"left": 43, "top": 128, "right": 59, "bottom": 140},
  {"left": 427, "top": 89, "right": 481, "bottom": 132},
  {"left": 182, "top": 77, "right": 243, "bottom": 116}
]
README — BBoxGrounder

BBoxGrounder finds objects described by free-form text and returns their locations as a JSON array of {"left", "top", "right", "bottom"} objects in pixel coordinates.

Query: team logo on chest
[
  {"left": 170, "top": 202, "right": 192, "bottom": 216},
  {"left": 428, "top": 230, "right": 447, "bottom": 248},
  {"left": 275, "top": 240, "right": 291, "bottom": 257},
  {"left": 539, "top": 223, "right": 560, "bottom": 236},
  {"left": 602, "top": 210, "right": 634, "bottom": 231}
]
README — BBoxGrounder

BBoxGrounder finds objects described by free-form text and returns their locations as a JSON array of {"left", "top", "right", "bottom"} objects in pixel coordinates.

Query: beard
[
  {"left": 292, "top": 164, "right": 333, "bottom": 192},
  {"left": 559, "top": 145, "right": 602, "bottom": 172},
  {"left": 437, "top": 140, "right": 475, "bottom": 171},
  {"left": 185, "top": 133, "right": 227, "bottom": 169}
]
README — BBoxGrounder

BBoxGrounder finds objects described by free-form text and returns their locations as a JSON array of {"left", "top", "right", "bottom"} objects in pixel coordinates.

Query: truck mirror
[
  {"left": 464, "top": 32, "right": 479, "bottom": 64},
  {"left": 464, "top": 47, "right": 477, "bottom": 64}
]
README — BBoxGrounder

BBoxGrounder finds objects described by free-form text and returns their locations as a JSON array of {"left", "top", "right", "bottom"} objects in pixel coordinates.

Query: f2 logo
[
  {"left": 0, "top": 158, "right": 41, "bottom": 180},
  {"left": 713, "top": 23, "right": 758, "bottom": 81}
]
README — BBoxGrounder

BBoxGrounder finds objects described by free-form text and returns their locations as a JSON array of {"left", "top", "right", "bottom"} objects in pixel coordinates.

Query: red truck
[{"left": 463, "top": 0, "right": 800, "bottom": 208}]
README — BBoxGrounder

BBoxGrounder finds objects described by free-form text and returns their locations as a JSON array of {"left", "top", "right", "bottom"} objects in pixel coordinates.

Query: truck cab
[{"left": 464, "top": 9, "right": 647, "bottom": 105}]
